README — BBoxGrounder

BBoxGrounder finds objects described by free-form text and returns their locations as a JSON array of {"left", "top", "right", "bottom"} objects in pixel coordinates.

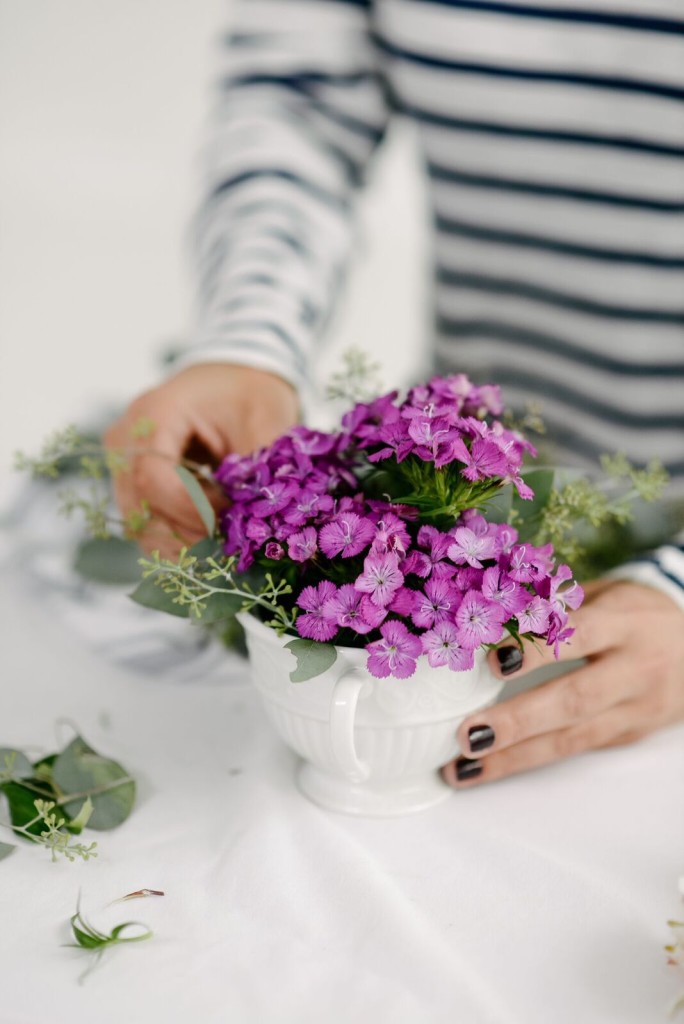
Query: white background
[{"left": 0, "top": 0, "right": 428, "bottom": 499}]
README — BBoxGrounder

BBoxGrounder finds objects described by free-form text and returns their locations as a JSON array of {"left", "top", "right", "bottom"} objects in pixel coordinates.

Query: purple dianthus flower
[
  {"left": 327, "top": 585, "right": 377, "bottom": 634},
  {"left": 354, "top": 552, "right": 405, "bottom": 607},
  {"left": 421, "top": 622, "right": 475, "bottom": 672},
  {"left": 411, "top": 578, "right": 461, "bottom": 629},
  {"left": 295, "top": 581, "right": 338, "bottom": 642},
  {"left": 455, "top": 591, "right": 506, "bottom": 649},
  {"left": 448, "top": 527, "right": 497, "bottom": 569},
  {"left": 366, "top": 620, "right": 422, "bottom": 679},
  {"left": 319, "top": 512, "right": 376, "bottom": 559},
  {"left": 517, "top": 595, "right": 551, "bottom": 634},
  {"left": 287, "top": 527, "right": 318, "bottom": 563}
]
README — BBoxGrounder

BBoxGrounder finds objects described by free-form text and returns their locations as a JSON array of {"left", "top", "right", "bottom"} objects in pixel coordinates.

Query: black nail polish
[
  {"left": 496, "top": 645, "right": 523, "bottom": 676},
  {"left": 456, "top": 757, "right": 483, "bottom": 782},
  {"left": 468, "top": 725, "right": 495, "bottom": 752}
]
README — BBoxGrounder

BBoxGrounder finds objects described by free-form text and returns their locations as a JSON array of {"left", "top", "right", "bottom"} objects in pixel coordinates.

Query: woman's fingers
[
  {"left": 444, "top": 581, "right": 684, "bottom": 789},
  {"left": 457, "top": 651, "right": 642, "bottom": 762},
  {"left": 487, "top": 599, "right": 627, "bottom": 681},
  {"left": 454, "top": 600, "right": 632, "bottom": 757},
  {"left": 104, "top": 364, "right": 300, "bottom": 557},
  {"left": 443, "top": 698, "right": 649, "bottom": 788},
  {"left": 104, "top": 407, "right": 220, "bottom": 556}
]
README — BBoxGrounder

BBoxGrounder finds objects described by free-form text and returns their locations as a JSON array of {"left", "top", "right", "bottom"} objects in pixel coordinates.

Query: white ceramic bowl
[{"left": 237, "top": 613, "right": 504, "bottom": 816}]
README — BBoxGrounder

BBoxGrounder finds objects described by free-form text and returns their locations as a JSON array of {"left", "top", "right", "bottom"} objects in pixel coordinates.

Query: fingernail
[
  {"left": 456, "top": 757, "right": 483, "bottom": 782},
  {"left": 496, "top": 645, "right": 523, "bottom": 676},
  {"left": 468, "top": 725, "right": 495, "bottom": 752}
]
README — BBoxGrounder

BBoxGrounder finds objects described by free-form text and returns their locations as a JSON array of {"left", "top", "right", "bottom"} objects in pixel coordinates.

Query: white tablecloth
[{"left": 1, "top": 496, "right": 683, "bottom": 1024}]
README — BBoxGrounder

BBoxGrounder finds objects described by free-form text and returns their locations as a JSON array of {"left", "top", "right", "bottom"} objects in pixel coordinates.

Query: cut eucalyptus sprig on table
[
  {"left": 68, "top": 892, "right": 154, "bottom": 985},
  {"left": 0, "top": 734, "right": 136, "bottom": 863}
]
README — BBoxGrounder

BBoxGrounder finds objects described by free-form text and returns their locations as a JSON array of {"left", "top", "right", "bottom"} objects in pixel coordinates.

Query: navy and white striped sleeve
[
  {"left": 609, "top": 538, "right": 684, "bottom": 612},
  {"left": 177, "top": 0, "right": 391, "bottom": 393}
]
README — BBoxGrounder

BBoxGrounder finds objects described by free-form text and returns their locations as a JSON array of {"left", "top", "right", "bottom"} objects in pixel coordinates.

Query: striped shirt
[{"left": 182, "top": 0, "right": 684, "bottom": 594}]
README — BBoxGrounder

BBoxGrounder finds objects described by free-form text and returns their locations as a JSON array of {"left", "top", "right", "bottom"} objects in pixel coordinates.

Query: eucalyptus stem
[
  {"left": 54, "top": 776, "right": 136, "bottom": 806},
  {"left": 142, "top": 557, "right": 296, "bottom": 631}
]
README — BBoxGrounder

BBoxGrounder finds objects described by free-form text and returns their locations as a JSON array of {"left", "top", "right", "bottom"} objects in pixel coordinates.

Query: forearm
[{"left": 178, "top": 0, "right": 390, "bottom": 393}]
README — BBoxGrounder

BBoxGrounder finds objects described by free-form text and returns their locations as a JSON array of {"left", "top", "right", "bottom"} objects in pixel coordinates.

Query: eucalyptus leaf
[
  {"left": 481, "top": 487, "right": 512, "bottom": 525},
  {"left": 512, "top": 468, "right": 555, "bottom": 542},
  {"left": 176, "top": 465, "right": 216, "bottom": 536},
  {"left": 188, "top": 537, "right": 222, "bottom": 560},
  {"left": 0, "top": 841, "right": 16, "bottom": 861},
  {"left": 1, "top": 780, "right": 53, "bottom": 836},
  {"left": 0, "top": 748, "right": 33, "bottom": 780},
  {"left": 53, "top": 737, "right": 135, "bottom": 831},
  {"left": 73, "top": 537, "right": 142, "bottom": 585},
  {"left": 196, "top": 591, "right": 245, "bottom": 625},
  {"left": 32, "top": 753, "right": 57, "bottom": 783},
  {"left": 129, "top": 576, "right": 190, "bottom": 618},
  {"left": 285, "top": 639, "right": 337, "bottom": 683}
]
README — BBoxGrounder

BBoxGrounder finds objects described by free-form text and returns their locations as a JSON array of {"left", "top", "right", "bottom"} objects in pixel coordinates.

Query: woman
[{"left": 106, "top": 0, "right": 684, "bottom": 787}]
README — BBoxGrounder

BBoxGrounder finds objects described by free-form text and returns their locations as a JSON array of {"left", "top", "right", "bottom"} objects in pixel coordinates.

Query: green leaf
[
  {"left": 52, "top": 737, "right": 135, "bottom": 831},
  {"left": 284, "top": 639, "right": 337, "bottom": 683},
  {"left": 73, "top": 537, "right": 142, "bottom": 585},
  {"left": 196, "top": 591, "right": 245, "bottom": 625},
  {"left": 110, "top": 922, "right": 153, "bottom": 943},
  {"left": 68, "top": 797, "right": 94, "bottom": 834},
  {"left": 175, "top": 465, "right": 215, "bottom": 536},
  {"left": 1, "top": 780, "right": 55, "bottom": 836},
  {"left": 481, "top": 487, "right": 512, "bottom": 525},
  {"left": 32, "top": 753, "right": 57, "bottom": 783},
  {"left": 188, "top": 537, "right": 222, "bottom": 560},
  {"left": 0, "top": 748, "right": 34, "bottom": 779},
  {"left": 512, "top": 468, "right": 555, "bottom": 541},
  {"left": 128, "top": 576, "right": 190, "bottom": 618},
  {"left": 71, "top": 920, "right": 106, "bottom": 949},
  {"left": 0, "top": 841, "right": 16, "bottom": 861}
]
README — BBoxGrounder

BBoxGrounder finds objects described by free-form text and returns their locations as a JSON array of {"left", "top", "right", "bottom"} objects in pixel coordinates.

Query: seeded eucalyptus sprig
[
  {"left": 0, "top": 736, "right": 136, "bottom": 864},
  {"left": 519, "top": 456, "right": 669, "bottom": 573},
  {"left": 133, "top": 547, "right": 297, "bottom": 634},
  {"left": 4, "top": 797, "right": 98, "bottom": 863},
  {"left": 325, "top": 346, "right": 382, "bottom": 405}
]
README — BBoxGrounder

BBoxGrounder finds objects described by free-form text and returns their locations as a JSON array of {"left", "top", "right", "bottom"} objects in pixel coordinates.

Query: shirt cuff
[{"left": 606, "top": 546, "right": 684, "bottom": 613}]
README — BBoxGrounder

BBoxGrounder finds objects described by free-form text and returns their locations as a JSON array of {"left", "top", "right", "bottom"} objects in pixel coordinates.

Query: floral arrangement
[
  {"left": 198, "top": 375, "right": 582, "bottom": 680},
  {"left": 17, "top": 364, "right": 667, "bottom": 683}
]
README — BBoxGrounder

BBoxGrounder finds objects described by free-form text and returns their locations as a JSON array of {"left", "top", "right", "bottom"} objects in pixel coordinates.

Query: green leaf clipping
[
  {"left": 73, "top": 537, "right": 142, "bottom": 585},
  {"left": 52, "top": 737, "right": 135, "bottom": 831},
  {"left": 175, "top": 465, "right": 216, "bottom": 536},
  {"left": 284, "top": 639, "right": 337, "bottom": 683}
]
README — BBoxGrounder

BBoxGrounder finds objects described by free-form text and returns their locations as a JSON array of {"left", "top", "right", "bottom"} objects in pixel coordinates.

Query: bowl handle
[{"left": 330, "top": 667, "right": 371, "bottom": 783}]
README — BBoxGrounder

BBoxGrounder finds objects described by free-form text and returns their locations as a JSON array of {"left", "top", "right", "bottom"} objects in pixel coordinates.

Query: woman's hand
[
  {"left": 104, "top": 363, "right": 299, "bottom": 558},
  {"left": 443, "top": 580, "right": 684, "bottom": 787}
]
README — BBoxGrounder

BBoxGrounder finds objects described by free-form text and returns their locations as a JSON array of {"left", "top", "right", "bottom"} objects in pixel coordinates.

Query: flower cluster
[
  {"left": 343, "top": 375, "right": 535, "bottom": 498},
  {"left": 214, "top": 375, "right": 584, "bottom": 679}
]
